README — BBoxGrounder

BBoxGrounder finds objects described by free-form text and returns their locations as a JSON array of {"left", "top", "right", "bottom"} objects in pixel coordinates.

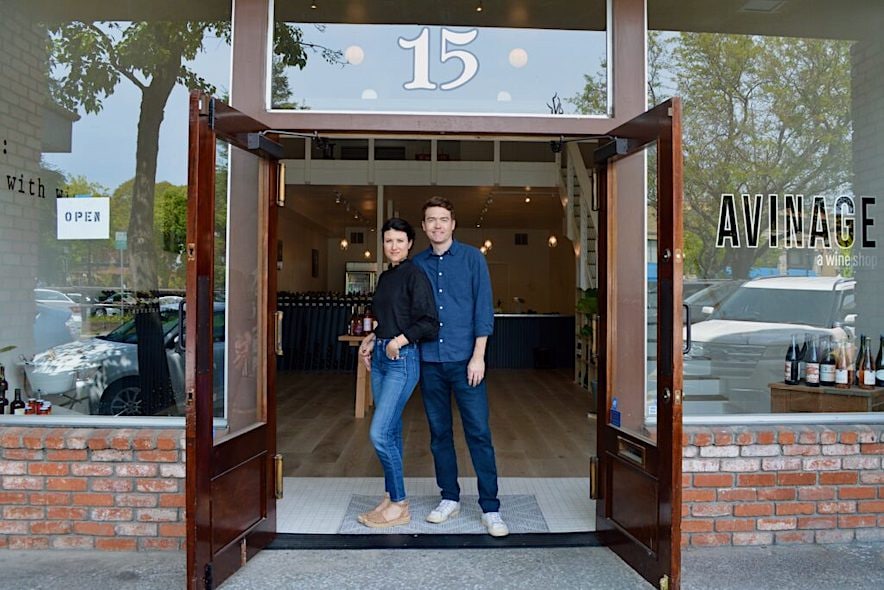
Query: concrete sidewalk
[{"left": 1, "top": 542, "right": 882, "bottom": 589}]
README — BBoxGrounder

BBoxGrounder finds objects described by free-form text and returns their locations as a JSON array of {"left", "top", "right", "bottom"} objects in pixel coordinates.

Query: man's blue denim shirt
[{"left": 413, "top": 239, "right": 494, "bottom": 363}]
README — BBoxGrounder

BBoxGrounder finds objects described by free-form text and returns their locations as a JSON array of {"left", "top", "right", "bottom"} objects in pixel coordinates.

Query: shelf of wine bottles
[{"left": 276, "top": 291, "right": 372, "bottom": 371}]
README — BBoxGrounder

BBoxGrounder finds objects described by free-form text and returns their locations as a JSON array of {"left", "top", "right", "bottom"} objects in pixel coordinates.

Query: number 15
[{"left": 398, "top": 28, "right": 479, "bottom": 91}]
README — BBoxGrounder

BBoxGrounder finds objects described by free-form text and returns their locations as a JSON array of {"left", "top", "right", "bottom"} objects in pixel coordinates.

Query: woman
[{"left": 357, "top": 217, "right": 438, "bottom": 528}]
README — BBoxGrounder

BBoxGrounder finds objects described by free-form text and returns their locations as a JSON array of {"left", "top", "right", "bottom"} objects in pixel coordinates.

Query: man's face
[{"left": 422, "top": 206, "right": 456, "bottom": 247}]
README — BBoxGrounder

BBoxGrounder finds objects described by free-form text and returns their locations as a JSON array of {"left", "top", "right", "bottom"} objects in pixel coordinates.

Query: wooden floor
[{"left": 277, "top": 368, "right": 596, "bottom": 478}]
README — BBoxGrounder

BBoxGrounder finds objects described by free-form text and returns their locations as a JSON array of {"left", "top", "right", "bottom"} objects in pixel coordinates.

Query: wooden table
[
  {"left": 770, "top": 382, "right": 884, "bottom": 413},
  {"left": 339, "top": 335, "right": 374, "bottom": 418}
]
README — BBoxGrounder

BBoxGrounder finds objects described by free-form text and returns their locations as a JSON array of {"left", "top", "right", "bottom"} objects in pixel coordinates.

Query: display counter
[{"left": 487, "top": 314, "right": 575, "bottom": 370}]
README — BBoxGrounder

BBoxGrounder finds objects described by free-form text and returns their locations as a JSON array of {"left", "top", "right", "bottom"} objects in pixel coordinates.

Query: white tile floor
[{"left": 278, "top": 477, "right": 595, "bottom": 534}]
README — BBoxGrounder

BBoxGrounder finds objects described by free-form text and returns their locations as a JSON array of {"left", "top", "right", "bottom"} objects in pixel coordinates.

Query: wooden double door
[{"left": 184, "top": 95, "right": 684, "bottom": 589}]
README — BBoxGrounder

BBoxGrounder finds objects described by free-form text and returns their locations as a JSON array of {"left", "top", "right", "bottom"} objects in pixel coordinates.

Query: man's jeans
[
  {"left": 420, "top": 360, "right": 500, "bottom": 513},
  {"left": 370, "top": 340, "right": 420, "bottom": 502}
]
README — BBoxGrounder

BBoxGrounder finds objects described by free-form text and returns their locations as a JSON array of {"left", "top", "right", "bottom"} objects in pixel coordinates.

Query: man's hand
[
  {"left": 467, "top": 356, "right": 485, "bottom": 387},
  {"left": 359, "top": 333, "right": 375, "bottom": 371}
]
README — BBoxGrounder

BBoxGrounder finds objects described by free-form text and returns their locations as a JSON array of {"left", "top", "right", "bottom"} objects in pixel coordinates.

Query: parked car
[
  {"left": 684, "top": 276, "right": 855, "bottom": 413},
  {"left": 92, "top": 291, "right": 138, "bottom": 316},
  {"left": 25, "top": 304, "right": 225, "bottom": 416},
  {"left": 684, "top": 280, "right": 744, "bottom": 324},
  {"left": 34, "top": 288, "right": 81, "bottom": 337}
]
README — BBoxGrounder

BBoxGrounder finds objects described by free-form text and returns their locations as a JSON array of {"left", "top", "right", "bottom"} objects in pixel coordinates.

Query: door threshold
[{"left": 266, "top": 532, "right": 602, "bottom": 550}]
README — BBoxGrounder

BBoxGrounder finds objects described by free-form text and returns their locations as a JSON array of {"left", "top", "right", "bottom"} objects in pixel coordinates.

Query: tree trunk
[{"left": 129, "top": 73, "right": 177, "bottom": 415}]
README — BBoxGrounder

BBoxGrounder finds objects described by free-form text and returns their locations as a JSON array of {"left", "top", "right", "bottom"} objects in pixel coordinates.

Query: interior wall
[
  {"left": 277, "top": 208, "right": 330, "bottom": 292},
  {"left": 280, "top": 195, "right": 576, "bottom": 315}
]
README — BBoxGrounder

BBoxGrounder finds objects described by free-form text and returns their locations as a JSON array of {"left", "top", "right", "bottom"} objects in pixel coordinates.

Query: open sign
[{"left": 57, "top": 197, "right": 110, "bottom": 240}]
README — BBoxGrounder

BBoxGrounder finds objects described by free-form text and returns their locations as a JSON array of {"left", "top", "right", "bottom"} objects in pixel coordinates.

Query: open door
[
  {"left": 185, "top": 92, "right": 282, "bottom": 589},
  {"left": 595, "top": 98, "right": 684, "bottom": 590}
]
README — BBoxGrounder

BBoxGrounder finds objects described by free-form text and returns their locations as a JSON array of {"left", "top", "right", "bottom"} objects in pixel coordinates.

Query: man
[{"left": 413, "top": 196, "right": 508, "bottom": 537}]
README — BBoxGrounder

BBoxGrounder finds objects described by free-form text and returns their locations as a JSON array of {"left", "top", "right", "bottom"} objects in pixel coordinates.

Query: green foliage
[{"left": 571, "top": 32, "right": 852, "bottom": 280}]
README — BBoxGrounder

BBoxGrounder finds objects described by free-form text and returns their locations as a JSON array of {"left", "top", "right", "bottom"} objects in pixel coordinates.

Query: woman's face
[{"left": 383, "top": 229, "right": 412, "bottom": 265}]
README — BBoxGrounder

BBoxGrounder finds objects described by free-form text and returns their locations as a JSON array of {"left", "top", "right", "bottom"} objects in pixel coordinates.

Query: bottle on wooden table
[
  {"left": 835, "top": 340, "right": 850, "bottom": 389},
  {"left": 362, "top": 305, "right": 374, "bottom": 334},
  {"left": 10, "top": 388, "right": 26, "bottom": 415},
  {"left": 876, "top": 335, "right": 884, "bottom": 387},
  {"left": 820, "top": 336, "right": 837, "bottom": 387},
  {"left": 0, "top": 364, "right": 8, "bottom": 415},
  {"left": 784, "top": 334, "right": 800, "bottom": 385},
  {"left": 805, "top": 336, "right": 820, "bottom": 387},
  {"left": 857, "top": 335, "right": 876, "bottom": 390}
]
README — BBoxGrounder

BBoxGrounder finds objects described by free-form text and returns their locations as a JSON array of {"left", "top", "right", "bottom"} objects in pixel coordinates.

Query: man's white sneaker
[
  {"left": 481, "top": 512, "right": 510, "bottom": 537},
  {"left": 426, "top": 499, "right": 460, "bottom": 524}
]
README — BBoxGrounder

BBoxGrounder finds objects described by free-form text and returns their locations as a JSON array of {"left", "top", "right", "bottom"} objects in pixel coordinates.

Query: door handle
[
  {"left": 275, "top": 311, "right": 284, "bottom": 356},
  {"left": 683, "top": 303, "right": 691, "bottom": 354}
]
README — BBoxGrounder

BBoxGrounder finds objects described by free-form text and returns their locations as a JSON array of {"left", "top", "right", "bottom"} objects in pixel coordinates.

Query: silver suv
[{"left": 684, "top": 276, "right": 855, "bottom": 414}]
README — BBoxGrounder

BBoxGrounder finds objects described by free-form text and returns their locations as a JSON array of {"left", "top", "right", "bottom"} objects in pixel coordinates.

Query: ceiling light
[
  {"left": 548, "top": 235, "right": 558, "bottom": 248},
  {"left": 310, "top": 1, "right": 318, "bottom": 9},
  {"left": 340, "top": 238, "right": 349, "bottom": 251},
  {"left": 484, "top": 239, "right": 493, "bottom": 249},
  {"left": 480, "top": 245, "right": 488, "bottom": 255},
  {"left": 476, "top": 0, "right": 484, "bottom": 13},
  {"left": 525, "top": 196, "right": 531, "bottom": 203},
  {"left": 363, "top": 249, "right": 371, "bottom": 259}
]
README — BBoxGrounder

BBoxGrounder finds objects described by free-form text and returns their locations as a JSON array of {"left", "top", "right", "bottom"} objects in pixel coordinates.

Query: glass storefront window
[
  {"left": 639, "top": 24, "right": 881, "bottom": 416},
  {"left": 271, "top": 3, "right": 608, "bottom": 116},
  {"left": 0, "top": 2, "right": 231, "bottom": 418}
]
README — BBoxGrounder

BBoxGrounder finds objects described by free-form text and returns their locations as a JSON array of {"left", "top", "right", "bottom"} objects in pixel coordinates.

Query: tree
[
  {"left": 570, "top": 32, "right": 852, "bottom": 279},
  {"left": 49, "top": 20, "right": 337, "bottom": 291}
]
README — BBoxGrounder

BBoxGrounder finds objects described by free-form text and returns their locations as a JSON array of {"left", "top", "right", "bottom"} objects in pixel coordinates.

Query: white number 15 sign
[{"left": 398, "top": 27, "right": 479, "bottom": 91}]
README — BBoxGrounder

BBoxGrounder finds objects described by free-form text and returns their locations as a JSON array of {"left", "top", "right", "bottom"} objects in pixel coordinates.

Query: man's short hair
[{"left": 422, "top": 196, "right": 455, "bottom": 219}]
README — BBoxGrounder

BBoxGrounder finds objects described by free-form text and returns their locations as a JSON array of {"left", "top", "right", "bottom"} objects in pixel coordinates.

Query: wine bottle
[
  {"left": 362, "top": 305, "right": 374, "bottom": 334},
  {"left": 805, "top": 336, "right": 820, "bottom": 387},
  {"left": 876, "top": 335, "right": 884, "bottom": 387},
  {"left": 835, "top": 340, "right": 850, "bottom": 389},
  {"left": 0, "top": 364, "right": 8, "bottom": 415},
  {"left": 820, "top": 336, "right": 837, "bottom": 387},
  {"left": 10, "top": 388, "right": 26, "bottom": 415},
  {"left": 858, "top": 335, "right": 876, "bottom": 390},
  {"left": 784, "top": 334, "right": 800, "bottom": 385},
  {"left": 854, "top": 334, "right": 866, "bottom": 386}
]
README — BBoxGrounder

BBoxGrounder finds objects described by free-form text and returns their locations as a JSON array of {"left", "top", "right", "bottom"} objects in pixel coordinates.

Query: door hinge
[
  {"left": 274, "top": 311, "right": 284, "bottom": 356},
  {"left": 660, "top": 573, "right": 670, "bottom": 590},
  {"left": 274, "top": 453, "right": 284, "bottom": 499},
  {"left": 277, "top": 162, "right": 286, "bottom": 207},
  {"left": 203, "top": 563, "right": 213, "bottom": 590},
  {"left": 589, "top": 456, "right": 599, "bottom": 500}
]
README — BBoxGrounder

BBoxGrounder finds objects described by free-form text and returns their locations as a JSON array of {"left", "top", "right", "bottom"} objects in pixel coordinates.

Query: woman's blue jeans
[{"left": 369, "top": 339, "right": 420, "bottom": 502}]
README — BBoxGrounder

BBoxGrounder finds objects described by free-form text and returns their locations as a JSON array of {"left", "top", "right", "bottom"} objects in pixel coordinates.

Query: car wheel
[
  {"left": 99, "top": 377, "right": 145, "bottom": 416},
  {"left": 94, "top": 308, "right": 105, "bottom": 317}
]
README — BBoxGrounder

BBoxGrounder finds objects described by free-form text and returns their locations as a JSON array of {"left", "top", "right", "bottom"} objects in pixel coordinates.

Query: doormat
[{"left": 338, "top": 495, "right": 549, "bottom": 535}]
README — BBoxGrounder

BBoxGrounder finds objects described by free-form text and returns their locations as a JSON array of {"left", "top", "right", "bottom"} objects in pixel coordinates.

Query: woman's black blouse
[{"left": 371, "top": 259, "right": 439, "bottom": 343}]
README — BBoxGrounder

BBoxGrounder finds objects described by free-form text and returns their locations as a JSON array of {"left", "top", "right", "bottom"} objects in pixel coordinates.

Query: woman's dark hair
[{"left": 381, "top": 217, "right": 416, "bottom": 243}]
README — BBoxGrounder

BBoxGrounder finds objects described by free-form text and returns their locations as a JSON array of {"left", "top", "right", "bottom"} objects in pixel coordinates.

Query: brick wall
[
  {"left": 0, "top": 4, "right": 52, "bottom": 389},
  {"left": 0, "top": 427, "right": 185, "bottom": 551},
  {"left": 682, "top": 425, "right": 884, "bottom": 547}
]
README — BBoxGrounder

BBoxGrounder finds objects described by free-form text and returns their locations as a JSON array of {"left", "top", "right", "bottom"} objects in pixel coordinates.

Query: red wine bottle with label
[
  {"left": 805, "top": 336, "right": 820, "bottom": 387},
  {"left": 784, "top": 334, "right": 800, "bottom": 385}
]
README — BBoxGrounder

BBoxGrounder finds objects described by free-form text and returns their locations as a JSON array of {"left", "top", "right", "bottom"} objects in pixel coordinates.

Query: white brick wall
[{"left": 0, "top": 6, "right": 50, "bottom": 388}]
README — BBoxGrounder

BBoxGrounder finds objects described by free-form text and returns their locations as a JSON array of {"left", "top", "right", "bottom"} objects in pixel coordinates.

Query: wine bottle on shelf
[
  {"left": 854, "top": 334, "right": 866, "bottom": 386},
  {"left": 0, "top": 364, "right": 8, "bottom": 415},
  {"left": 353, "top": 305, "right": 364, "bottom": 337},
  {"left": 845, "top": 334, "right": 857, "bottom": 387},
  {"left": 805, "top": 336, "right": 820, "bottom": 387},
  {"left": 835, "top": 340, "right": 850, "bottom": 389},
  {"left": 858, "top": 335, "right": 876, "bottom": 390},
  {"left": 10, "top": 388, "right": 26, "bottom": 415},
  {"left": 799, "top": 333, "right": 811, "bottom": 382},
  {"left": 362, "top": 305, "right": 374, "bottom": 334},
  {"left": 819, "top": 336, "right": 837, "bottom": 387},
  {"left": 784, "top": 334, "right": 800, "bottom": 385},
  {"left": 876, "top": 335, "right": 884, "bottom": 387}
]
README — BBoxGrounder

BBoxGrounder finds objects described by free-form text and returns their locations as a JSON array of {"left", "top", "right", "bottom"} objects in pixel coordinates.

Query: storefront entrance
[{"left": 184, "top": 94, "right": 684, "bottom": 589}]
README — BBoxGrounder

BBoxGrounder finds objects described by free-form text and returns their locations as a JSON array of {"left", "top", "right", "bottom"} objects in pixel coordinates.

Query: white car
[
  {"left": 25, "top": 304, "right": 225, "bottom": 416},
  {"left": 34, "top": 288, "right": 81, "bottom": 339},
  {"left": 92, "top": 292, "right": 138, "bottom": 316},
  {"left": 684, "top": 276, "right": 855, "bottom": 413}
]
